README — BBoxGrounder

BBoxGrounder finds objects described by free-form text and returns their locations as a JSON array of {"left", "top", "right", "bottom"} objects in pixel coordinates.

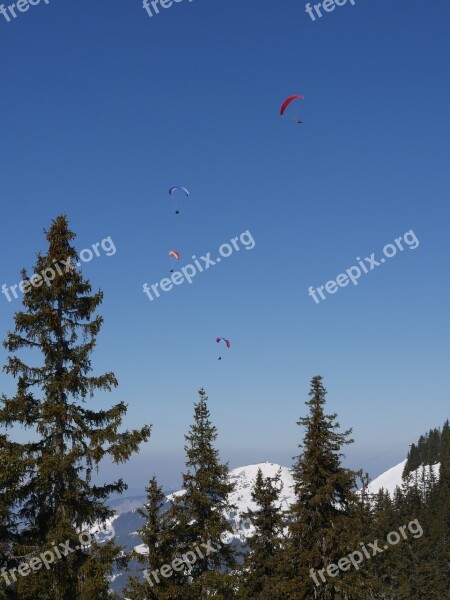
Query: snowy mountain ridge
[
  {"left": 159, "top": 459, "right": 442, "bottom": 545},
  {"left": 163, "top": 462, "right": 295, "bottom": 545},
  {"left": 105, "top": 459, "right": 442, "bottom": 594},
  {"left": 101, "top": 459, "right": 442, "bottom": 551},
  {"left": 218, "top": 462, "right": 295, "bottom": 542},
  {"left": 366, "top": 460, "right": 441, "bottom": 498}
]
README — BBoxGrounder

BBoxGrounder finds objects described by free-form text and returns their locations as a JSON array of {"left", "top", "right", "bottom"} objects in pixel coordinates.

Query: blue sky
[{"left": 0, "top": 0, "right": 449, "bottom": 493}]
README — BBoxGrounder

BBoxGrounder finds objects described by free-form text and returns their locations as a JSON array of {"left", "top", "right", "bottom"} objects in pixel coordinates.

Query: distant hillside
[
  {"left": 367, "top": 460, "right": 441, "bottom": 497},
  {"left": 103, "top": 428, "right": 449, "bottom": 596},
  {"left": 403, "top": 419, "right": 449, "bottom": 477}
]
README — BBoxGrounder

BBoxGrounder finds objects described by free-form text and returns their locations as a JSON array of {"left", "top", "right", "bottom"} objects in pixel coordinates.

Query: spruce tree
[
  {"left": 0, "top": 215, "right": 151, "bottom": 599},
  {"left": 125, "top": 475, "right": 183, "bottom": 600},
  {"left": 168, "top": 388, "right": 237, "bottom": 599},
  {"left": 284, "top": 375, "right": 372, "bottom": 599},
  {"left": 403, "top": 442, "right": 420, "bottom": 475},
  {"left": 238, "top": 468, "right": 286, "bottom": 600},
  {"left": 0, "top": 435, "right": 28, "bottom": 599},
  {"left": 397, "top": 421, "right": 450, "bottom": 599},
  {"left": 369, "top": 488, "right": 399, "bottom": 598},
  {"left": 426, "top": 435, "right": 450, "bottom": 597}
]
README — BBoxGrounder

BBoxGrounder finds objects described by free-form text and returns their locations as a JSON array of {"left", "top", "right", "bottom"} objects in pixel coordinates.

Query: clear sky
[{"left": 0, "top": 0, "right": 449, "bottom": 493}]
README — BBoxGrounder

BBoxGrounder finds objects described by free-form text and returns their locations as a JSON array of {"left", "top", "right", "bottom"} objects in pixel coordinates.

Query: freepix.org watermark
[
  {"left": 0, "top": 0, "right": 50, "bottom": 23},
  {"left": 144, "top": 539, "right": 217, "bottom": 588},
  {"left": 308, "top": 229, "right": 419, "bottom": 304},
  {"left": 143, "top": 230, "right": 256, "bottom": 302},
  {"left": 1, "top": 236, "right": 116, "bottom": 305},
  {"left": 309, "top": 518, "right": 424, "bottom": 587},
  {"left": 0, "top": 523, "right": 114, "bottom": 587},
  {"left": 143, "top": 0, "right": 193, "bottom": 19},
  {"left": 305, "top": 0, "right": 357, "bottom": 22},
  {"left": 143, "top": 516, "right": 253, "bottom": 587}
]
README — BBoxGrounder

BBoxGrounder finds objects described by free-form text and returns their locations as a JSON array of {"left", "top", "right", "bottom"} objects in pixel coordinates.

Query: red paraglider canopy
[
  {"left": 280, "top": 95, "right": 304, "bottom": 117},
  {"left": 216, "top": 337, "right": 231, "bottom": 349}
]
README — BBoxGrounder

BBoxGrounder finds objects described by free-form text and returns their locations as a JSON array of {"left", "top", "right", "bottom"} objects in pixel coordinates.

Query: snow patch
[{"left": 367, "top": 461, "right": 441, "bottom": 497}]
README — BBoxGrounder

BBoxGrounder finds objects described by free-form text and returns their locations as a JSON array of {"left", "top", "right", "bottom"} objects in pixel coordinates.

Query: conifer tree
[
  {"left": 284, "top": 375, "right": 372, "bottom": 599},
  {"left": 0, "top": 435, "right": 28, "bottom": 599},
  {"left": 238, "top": 468, "right": 286, "bottom": 600},
  {"left": 371, "top": 420, "right": 450, "bottom": 599},
  {"left": 369, "top": 488, "right": 399, "bottom": 598},
  {"left": 441, "top": 419, "right": 450, "bottom": 456},
  {"left": 168, "top": 388, "right": 237, "bottom": 599},
  {"left": 125, "top": 475, "right": 184, "bottom": 600},
  {"left": 403, "top": 442, "right": 420, "bottom": 475},
  {"left": 426, "top": 434, "right": 450, "bottom": 597},
  {"left": 399, "top": 423, "right": 450, "bottom": 599},
  {"left": 0, "top": 215, "right": 151, "bottom": 599}
]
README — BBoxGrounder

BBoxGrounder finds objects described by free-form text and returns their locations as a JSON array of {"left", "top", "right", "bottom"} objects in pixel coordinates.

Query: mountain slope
[
  {"left": 107, "top": 458, "right": 442, "bottom": 595},
  {"left": 367, "top": 460, "right": 441, "bottom": 497}
]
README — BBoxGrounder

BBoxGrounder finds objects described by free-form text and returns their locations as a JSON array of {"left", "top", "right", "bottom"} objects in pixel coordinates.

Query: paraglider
[
  {"left": 169, "top": 186, "right": 189, "bottom": 197},
  {"left": 280, "top": 95, "right": 304, "bottom": 124},
  {"left": 216, "top": 337, "right": 231, "bottom": 360},
  {"left": 168, "top": 250, "right": 180, "bottom": 272},
  {"left": 169, "top": 186, "right": 189, "bottom": 214}
]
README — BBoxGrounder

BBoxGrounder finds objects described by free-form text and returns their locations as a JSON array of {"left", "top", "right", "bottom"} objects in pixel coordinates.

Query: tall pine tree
[
  {"left": 0, "top": 215, "right": 151, "bottom": 599},
  {"left": 167, "top": 388, "right": 237, "bottom": 599},
  {"left": 284, "top": 375, "right": 372, "bottom": 599}
]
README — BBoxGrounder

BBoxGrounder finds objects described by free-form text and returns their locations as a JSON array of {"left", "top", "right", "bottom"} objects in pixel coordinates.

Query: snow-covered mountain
[
  {"left": 366, "top": 460, "right": 441, "bottom": 497},
  {"left": 109, "top": 462, "right": 295, "bottom": 592},
  {"left": 110, "top": 459, "right": 444, "bottom": 557},
  {"left": 105, "top": 458, "right": 442, "bottom": 595},
  {"left": 222, "top": 462, "right": 295, "bottom": 542},
  {"left": 164, "top": 462, "right": 295, "bottom": 546}
]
